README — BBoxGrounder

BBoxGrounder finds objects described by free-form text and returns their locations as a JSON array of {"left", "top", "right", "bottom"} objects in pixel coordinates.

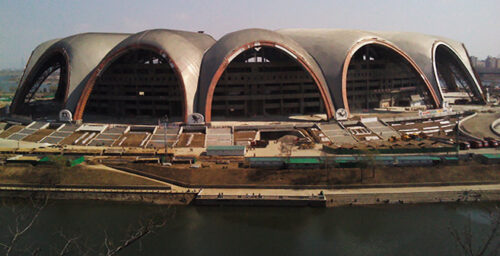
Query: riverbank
[
  {"left": 1, "top": 182, "right": 499, "bottom": 208},
  {"left": 0, "top": 162, "right": 197, "bottom": 205},
  {"left": 1, "top": 162, "right": 500, "bottom": 207},
  {"left": 194, "top": 183, "right": 500, "bottom": 207},
  {"left": 324, "top": 184, "right": 500, "bottom": 207},
  {"left": 0, "top": 184, "right": 196, "bottom": 205},
  {"left": 110, "top": 162, "right": 500, "bottom": 188}
]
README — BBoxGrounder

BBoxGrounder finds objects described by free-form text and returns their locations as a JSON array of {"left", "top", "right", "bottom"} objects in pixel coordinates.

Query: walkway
[{"left": 199, "top": 183, "right": 500, "bottom": 196}]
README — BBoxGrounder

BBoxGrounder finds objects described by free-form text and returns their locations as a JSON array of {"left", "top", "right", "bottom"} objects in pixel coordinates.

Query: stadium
[
  {"left": 1, "top": 28, "right": 489, "bottom": 151},
  {"left": 9, "top": 28, "right": 485, "bottom": 122}
]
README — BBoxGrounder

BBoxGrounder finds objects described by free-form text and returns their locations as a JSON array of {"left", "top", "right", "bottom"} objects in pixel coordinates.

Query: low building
[
  {"left": 476, "top": 154, "right": 500, "bottom": 164},
  {"left": 206, "top": 145, "right": 246, "bottom": 156},
  {"left": 393, "top": 156, "right": 440, "bottom": 166},
  {"left": 285, "top": 157, "right": 321, "bottom": 169},
  {"left": 247, "top": 157, "right": 284, "bottom": 169},
  {"left": 440, "top": 156, "right": 460, "bottom": 164}
]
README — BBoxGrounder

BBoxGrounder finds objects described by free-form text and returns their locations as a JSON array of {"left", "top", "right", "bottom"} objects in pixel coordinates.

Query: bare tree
[
  {"left": 0, "top": 196, "right": 48, "bottom": 256},
  {"left": 0, "top": 196, "right": 174, "bottom": 256},
  {"left": 279, "top": 135, "right": 296, "bottom": 161},
  {"left": 356, "top": 149, "right": 379, "bottom": 183},
  {"left": 450, "top": 206, "right": 500, "bottom": 256},
  {"left": 101, "top": 208, "right": 172, "bottom": 256},
  {"left": 54, "top": 230, "right": 81, "bottom": 256},
  {"left": 53, "top": 206, "right": 175, "bottom": 256}
]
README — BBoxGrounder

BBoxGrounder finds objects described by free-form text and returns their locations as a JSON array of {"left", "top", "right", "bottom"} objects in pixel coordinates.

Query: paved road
[{"left": 461, "top": 112, "right": 500, "bottom": 139}]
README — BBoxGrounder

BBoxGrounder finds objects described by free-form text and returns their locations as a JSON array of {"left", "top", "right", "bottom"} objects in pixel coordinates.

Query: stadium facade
[{"left": 10, "top": 28, "right": 486, "bottom": 123}]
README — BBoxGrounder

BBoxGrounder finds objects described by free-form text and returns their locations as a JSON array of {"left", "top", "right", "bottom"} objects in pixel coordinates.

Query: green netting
[{"left": 70, "top": 156, "right": 85, "bottom": 167}]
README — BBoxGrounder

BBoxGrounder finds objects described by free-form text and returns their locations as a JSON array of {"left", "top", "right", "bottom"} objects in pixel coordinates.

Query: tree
[
  {"left": 99, "top": 208, "right": 173, "bottom": 256},
  {"left": 0, "top": 196, "right": 174, "bottom": 256},
  {"left": 357, "top": 149, "right": 379, "bottom": 183},
  {"left": 0, "top": 196, "right": 48, "bottom": 256},
  {"left": 279, "top": 135, "right": 296, "bottom": 162},
  {"left": 449, "top": 206, "right": 500, "bottom": 256},
  {"left": 321, "top": 148, "right": 334, "bottom": 186}
]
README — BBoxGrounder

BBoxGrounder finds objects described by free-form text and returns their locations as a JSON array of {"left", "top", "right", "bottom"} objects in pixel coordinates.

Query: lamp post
[
  {"left": 456, "top": 114, "right": 460, "bottom": 159},
  {"left": 160, "top": 115, "right": 169, "bottom": 164}
]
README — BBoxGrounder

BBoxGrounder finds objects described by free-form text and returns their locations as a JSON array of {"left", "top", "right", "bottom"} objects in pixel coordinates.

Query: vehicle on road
[
  {"left": 484, "top": 137, "right": 499, "bottom": 148},
  {"left": 469, "top": 140, "right": 483, "bottom": 149},
  {"left": 459, "top": 141, "right": 470, "bottom": 150}
]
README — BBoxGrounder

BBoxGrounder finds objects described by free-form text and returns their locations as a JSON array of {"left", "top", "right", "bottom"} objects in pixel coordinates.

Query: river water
[{"left": 1, "top": 200, "right": 498, "bottom": 255}]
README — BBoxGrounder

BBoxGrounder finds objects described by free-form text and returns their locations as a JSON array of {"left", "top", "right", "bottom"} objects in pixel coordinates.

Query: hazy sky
[{"left": 1, "top": 0, "right": 499, "bottom": 69}]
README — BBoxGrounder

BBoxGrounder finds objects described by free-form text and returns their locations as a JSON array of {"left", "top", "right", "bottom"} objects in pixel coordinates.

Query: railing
[
  {"left": 0, "top": 183, "right": 172, "bottom": 194},
  {"left": 491, "top": 118, "right": 500, "bottom": 137}
]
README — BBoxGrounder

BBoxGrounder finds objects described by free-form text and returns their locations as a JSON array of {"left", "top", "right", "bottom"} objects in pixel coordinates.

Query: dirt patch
[
  {"left": 234, "top": 131, "right": 257, "bottom": 142},
  {"left": 59, "top": 132, "right": 85, "bottom": 145},
  {"left": 176, "top": 133, "right": 205, "bottom": 147},
  {"left": 117, "top": 162, "right": 500, "bottom": 187},
  {"left": 0, "top": 163, "right": 167, "bottom": 186},
  {"left": 0, "top": 125, "right": 24, "bottom": 138},
  {"left": 114, "top": 132, "right": 148, "bottom": 147},
  {"left": 22, "top": 129, "right": 54, "bottom": 142},
  {"left": 368, "top": 162, "right": 500, "bottom": 184}
]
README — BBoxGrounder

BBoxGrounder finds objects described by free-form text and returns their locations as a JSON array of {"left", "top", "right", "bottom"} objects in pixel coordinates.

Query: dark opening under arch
[
  {"left": 12, "top": 52, "right": 68, "bottom": 118},
  {"left": 84, "top": 49, "right": 184, "bottom": 122},
  {"left": 346, "top": 44, "right": 434, "bottom": 112},
  {"left": 210, "top": 46, "right": 327, "bottom": 121},
  {"left": 435, "top": 44, "right": 482, "bottom": 104}
]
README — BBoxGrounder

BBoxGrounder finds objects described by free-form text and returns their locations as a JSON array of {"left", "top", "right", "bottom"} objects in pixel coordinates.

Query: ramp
[
  {"left": 147, "top": 126, "right": 180, "bottom": 148},
  {"left": 317, "top": 123, "right": 356, "bottom": 145},
  {"left": 362, "top": 119, "right": 400, "bottom": 140},
  {"left": 206, "top": 127, "right": 232, "bottom": 146},
  {"left": 40, "top": 124, "right": 79, "bottom": 144},
  {"left": 7, "top": 121, "right": 49, "bottom": 141},
  {"left": 88, "top": 125, "right": 128, "bottom": 146}
]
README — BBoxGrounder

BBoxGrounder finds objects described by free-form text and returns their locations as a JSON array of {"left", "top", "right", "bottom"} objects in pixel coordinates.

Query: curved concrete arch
[
  {"left": 10, "top": 47, "right": 70, "bottom": 114},
  {"left": 432, "top": 41, "right": 485, "bottom": 103},
  {"left": 74, "top": 29, "right": 216, "bottom": 122},
  {"left": 461, "top": 43, "right": 486, "bottom": 102},
  {"left": 11, "top": 33, "right": 132, "bottom": 116},
  {"left": 198, "top": 29, "right": 335, "bottom": 122},
  {"left": 341, "top": 38, "right": 440, "bottom": 114}
]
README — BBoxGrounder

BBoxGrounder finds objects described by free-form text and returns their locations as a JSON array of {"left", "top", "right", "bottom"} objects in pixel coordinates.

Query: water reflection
[{"left": 0, "top": 201, "right": 498, "bottom": 256}]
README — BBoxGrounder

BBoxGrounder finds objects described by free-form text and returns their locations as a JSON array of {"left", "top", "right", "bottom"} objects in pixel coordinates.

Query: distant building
[
  {"left": 486, "top": 56, "right": 498, "bottom": 69},
  {"left": 470, "top": 56, "right": 478, "bottom": 67}
]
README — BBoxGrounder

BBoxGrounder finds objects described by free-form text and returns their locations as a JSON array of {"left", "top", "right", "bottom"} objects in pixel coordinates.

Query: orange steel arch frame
[
  {"left": 341, "top": 38, "right": 440, "bottom": 115},
  {"left": 74, "top": 45, "right": 189, "bottom": 122},
  {"left": 204, "top": 41, "right": 335, "bottom": 122},
  {"left": 11, "top": 48, "right": 71, "bottom": 114}
]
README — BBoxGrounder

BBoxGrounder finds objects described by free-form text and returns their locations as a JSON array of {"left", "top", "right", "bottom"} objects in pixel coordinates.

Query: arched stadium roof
[
  {"left": 11, "top": 32, "right": 130, "bottom": 114},
  {"left": 11, "top": 28, "right": 485, "bottom": 121},
  {"left": 74, "top": 29, "right": 216, "bottom": 121},
  {"left": 197, "top": 28, "right": 335, "bottom": 122},
  {"left": 278, "top": 29, "right": 485, "bottom": 111}
]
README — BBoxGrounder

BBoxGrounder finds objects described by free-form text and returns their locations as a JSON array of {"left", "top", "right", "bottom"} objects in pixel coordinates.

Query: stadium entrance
[
  {"left": 210, "top": 46, "right": 327, "bottom": 121},
  {"left": 84, "top": 49, "right": 184, "bottom": 122},
  {"left": 346, "top": 44, "right": 434, "bottom": 112}
]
